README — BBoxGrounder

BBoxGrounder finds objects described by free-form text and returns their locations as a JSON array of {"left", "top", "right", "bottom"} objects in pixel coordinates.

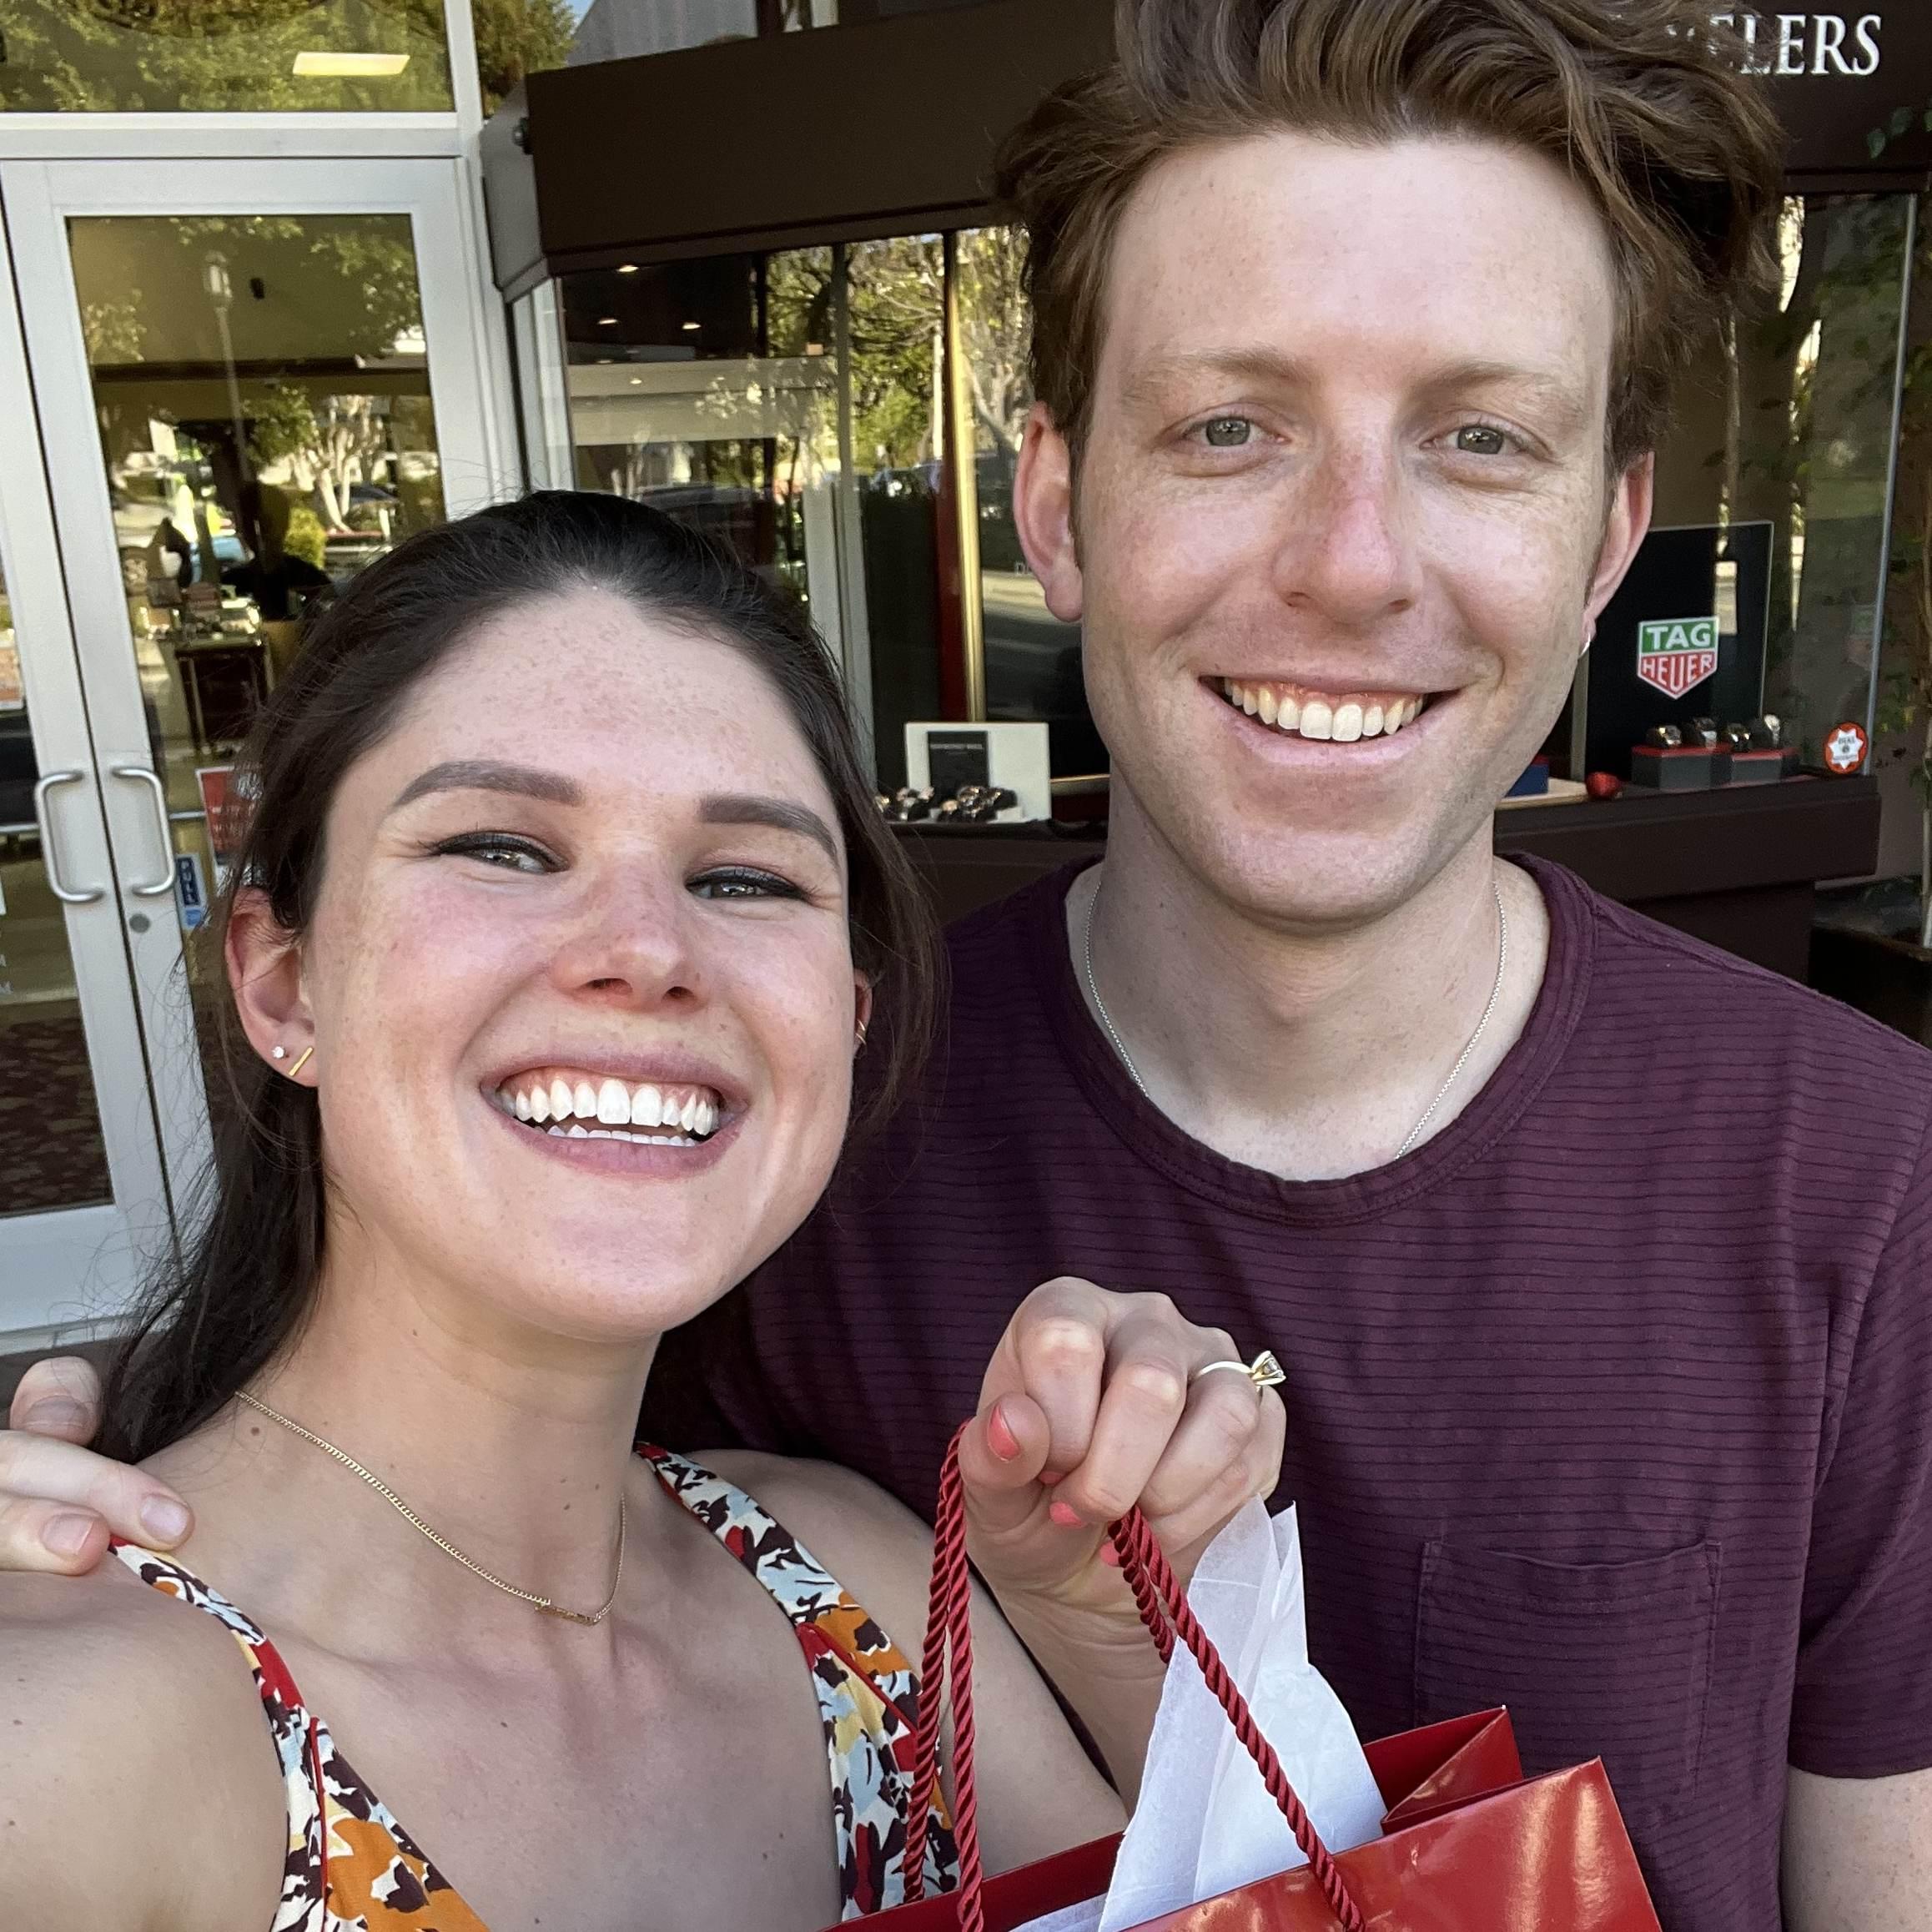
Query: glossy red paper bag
[{"left": 847, "top": 1431, "right": 1662, "bottom": 1932}]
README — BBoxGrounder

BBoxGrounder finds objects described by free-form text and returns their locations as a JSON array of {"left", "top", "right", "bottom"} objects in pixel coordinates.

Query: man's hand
[
  {"left": 1, "top": 1358, "right": 193, "bottom": 1571},
  {"left": 957, "top": 1277, "right": 1285, "bottom": 1798}
]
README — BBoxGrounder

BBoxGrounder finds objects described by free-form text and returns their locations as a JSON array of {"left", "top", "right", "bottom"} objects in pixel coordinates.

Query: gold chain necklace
[{"left": 234, "top": 1389, "right": 626, "bottom": 1626}]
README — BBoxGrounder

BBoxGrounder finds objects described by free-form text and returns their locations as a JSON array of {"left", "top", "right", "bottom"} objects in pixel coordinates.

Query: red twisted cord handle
[
  {"left": 903, "top": 1423, "right": 1366, "bottom": 1932},
  {"left": 1108, "top": 1511, "right": 1365, "bottom": 1932}
]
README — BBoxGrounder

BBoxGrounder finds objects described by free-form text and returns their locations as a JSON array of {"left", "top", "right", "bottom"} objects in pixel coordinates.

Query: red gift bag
[{"left": 848, "top": 1427, "right": 1662, "bottom": 1932}]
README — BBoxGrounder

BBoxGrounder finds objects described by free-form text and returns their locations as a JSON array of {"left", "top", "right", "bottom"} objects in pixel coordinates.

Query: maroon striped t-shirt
[{"left": 646, "top": 854, "right": 1932, "bottom": 1929}]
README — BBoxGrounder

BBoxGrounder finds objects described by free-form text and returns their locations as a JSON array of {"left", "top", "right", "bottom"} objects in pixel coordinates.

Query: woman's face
[{"left": 241, "top": 587, "right": 864, "bottom": 1349}]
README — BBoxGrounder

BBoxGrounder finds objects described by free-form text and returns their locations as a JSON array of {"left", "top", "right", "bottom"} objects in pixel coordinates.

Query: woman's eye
[
  {"left": 1452, "top": 424, "right": 1513, "bottom": 456},
  {"left": 1199, "top": 415, "right": 1255, "bottom": 449},
  {"left": 436, "top": 833, "right": 555, "bottom": 874},
  {"left": 691, "top": 868, "right": 802, "bottom": 902}
]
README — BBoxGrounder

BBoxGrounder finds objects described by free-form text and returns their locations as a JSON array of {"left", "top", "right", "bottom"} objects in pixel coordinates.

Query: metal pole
[
  {"left": 943, "top": 231, "right": 986, "bottom": 722},
  {"left": 1866, "top": 191, "right": 1918, "bottom": 744}
]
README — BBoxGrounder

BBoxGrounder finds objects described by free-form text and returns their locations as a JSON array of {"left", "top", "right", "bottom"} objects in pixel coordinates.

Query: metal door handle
[
  {"left": 109, "top": 764, "right": 178, "bottom": 898},
  {"left": 32, "top": 770, "right": 105, "bottom": 904}
]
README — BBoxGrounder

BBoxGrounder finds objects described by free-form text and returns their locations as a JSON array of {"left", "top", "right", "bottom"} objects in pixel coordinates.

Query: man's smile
[{"left": 1211, "top": 677, "right": 1435, "bottom": 744}]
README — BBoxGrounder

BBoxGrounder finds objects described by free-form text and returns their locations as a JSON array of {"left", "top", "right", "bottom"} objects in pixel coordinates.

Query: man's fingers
[
  {"left": 0, "top": 1494, "right": 113, "bottom": 1574},
  {"left": 8, "top": 1356, "right": 104, "bottom": 1441},
  {"left": 0, "top": 1431, "right": 193, "bottom": 1560}
]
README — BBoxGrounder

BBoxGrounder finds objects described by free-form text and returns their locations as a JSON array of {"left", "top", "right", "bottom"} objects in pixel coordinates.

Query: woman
[{"left": 0, "top": 494, "right": 1282, "bottom": 1931}]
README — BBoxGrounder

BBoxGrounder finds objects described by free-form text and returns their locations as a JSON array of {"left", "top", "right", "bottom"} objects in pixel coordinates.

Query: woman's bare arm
[
  {"left": 0, "top": 1570, "right": 287, "bottom": 1930},
  {"left": 703, "top": 1452, "right": 1126, "bottom": 1874}
]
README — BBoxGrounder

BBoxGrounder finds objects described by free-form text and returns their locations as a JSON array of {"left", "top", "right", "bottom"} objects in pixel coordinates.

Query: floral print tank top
[{"left": 108, "top": 1445, "right": 957, "bottom": 1929}]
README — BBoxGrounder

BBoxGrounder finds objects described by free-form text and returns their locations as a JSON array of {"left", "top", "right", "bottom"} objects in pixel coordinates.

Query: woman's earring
[
  {"left": 271, "top": 1045, "right": 287, "bottom": 1059},
  {"left": 854, "top": 1020, "right": 869, "bottom": 1055},
  {"left": 285, "top": 1046, "right": 314, "bottom": 1081}
]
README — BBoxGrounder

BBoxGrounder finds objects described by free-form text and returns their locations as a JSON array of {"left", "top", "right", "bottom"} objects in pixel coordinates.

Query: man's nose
[
  {"left": 547, "top": 868, "right": 707, "bottom": 1009},
  {"left": 1267, "top": 435, "right": 1421, "bottom": 628}
]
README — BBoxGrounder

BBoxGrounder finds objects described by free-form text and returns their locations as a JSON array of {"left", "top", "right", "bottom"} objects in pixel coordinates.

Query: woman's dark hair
[{"left": 100, "top": 491, "right": 939, "bottom": 1461}]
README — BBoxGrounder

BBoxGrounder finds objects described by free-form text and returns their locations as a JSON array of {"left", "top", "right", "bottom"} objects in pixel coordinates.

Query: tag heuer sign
[{"left": 1635, "top": 616, "right": 1720, "bottom": 699}]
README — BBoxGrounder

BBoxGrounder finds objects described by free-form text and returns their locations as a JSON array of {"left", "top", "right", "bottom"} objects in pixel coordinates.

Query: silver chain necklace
[{"left": 1079, "top": 875, "right": 1508, "bottom": 1164}]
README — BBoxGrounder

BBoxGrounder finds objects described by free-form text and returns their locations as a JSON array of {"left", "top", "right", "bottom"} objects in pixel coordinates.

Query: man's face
[{"left": 1018, "top": 132, "right": 1651, "bottom": 928}]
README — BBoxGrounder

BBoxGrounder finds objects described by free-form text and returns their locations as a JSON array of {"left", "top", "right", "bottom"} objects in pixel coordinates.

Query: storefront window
[
  {"left": 546, "top": 221, "right": 1099, "bottom": 792},
  {"left": 1617, "top": 192, "right": 1916, "bottom": 771},
  {"left": 0, "top": 0, "right": 458, "bottom": 112}
]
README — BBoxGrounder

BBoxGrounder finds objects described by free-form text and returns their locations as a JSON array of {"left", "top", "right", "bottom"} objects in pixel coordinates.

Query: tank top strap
[
  {"left": 637, "top": 1444, "right": 960, "bottom": 1918},
  {"left": 106, "top": 1540, "right": 484, "bottom": 1931}
]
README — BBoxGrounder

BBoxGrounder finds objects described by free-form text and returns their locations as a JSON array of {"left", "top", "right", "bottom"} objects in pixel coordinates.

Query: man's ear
[
  {"left": 1014, "top": 402, "right": 1085, "bottom": 625},
  {"left": 1583, "top": 451, "right": 1656, "bottom": 647},
  {"left": 226, "top": 888, "right": 314, "bottom": 1081}
]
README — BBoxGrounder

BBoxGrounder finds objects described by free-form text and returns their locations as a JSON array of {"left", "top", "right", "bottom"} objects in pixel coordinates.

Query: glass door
[
  {"left": 0, "top": 156, "right": 511, "bottom": 1346},
  {"left": 0, "top": 207, "right": 171, "bottom": 1349}
]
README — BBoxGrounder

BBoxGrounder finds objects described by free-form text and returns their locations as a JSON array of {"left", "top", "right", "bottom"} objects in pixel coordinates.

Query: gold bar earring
[{"left": 286, "top": 1046, "right": 314, "bottom": 1081}]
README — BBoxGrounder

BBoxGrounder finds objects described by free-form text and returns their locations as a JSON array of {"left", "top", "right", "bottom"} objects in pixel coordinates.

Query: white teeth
[
  {"left": 597, "top": 1077, "right": 630, "bottom": 1124},
  {"left": 681, "top": 1094, "right": 701, "bottom": 1132},
  {"left": 1241, "top": 686, "right": 1258, "bottom": 716},
  {"left": 511, "top": 1089, "right": 531, "bottom": 1121},
  {"left": 573, "top": 1079, "right": 599, "bottom": 1119},
  {"left": 1361, "top": 702, "right": 1384, "bottom": 737},
  {"left": 1278, "top": 694, "right": 1301, "bottom": 730},
  {"left": 529, "top": 1084, "right": 551, "bottom": 1123},
  {"left": 1331, "top": 702, "right": 1363, "bottom": 742},
  {"left": 697, "top": 1099, "right": 718, "bottom": 1135},
  {"left": 550, "top": 1077, "right": 573, "bottom": 1120},
  {"left": 632, "top": 1083, "right": 662, "bottom": 1128},
  {"left": 1300, "top": 700, "right": 1333, "bottom": 740},
  {"left": 567, "top": 1124, "right": 589, "bottom": 1138},
  {"left": 1257, "top": 687, "right": 1278, "bottom": 725}
]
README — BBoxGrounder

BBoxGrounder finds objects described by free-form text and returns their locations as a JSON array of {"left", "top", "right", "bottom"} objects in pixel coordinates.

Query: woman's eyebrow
[
  {"left": 388, "top": 759, "right": 583, "bottom": 813},
  {"left": 700, "top": 793, "right": 840, "bottom": 863}
]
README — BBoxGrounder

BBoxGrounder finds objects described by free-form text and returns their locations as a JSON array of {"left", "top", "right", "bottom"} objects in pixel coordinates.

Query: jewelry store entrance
[{"left": 0, "top": 156, "right": 506, "bottom": 1356}]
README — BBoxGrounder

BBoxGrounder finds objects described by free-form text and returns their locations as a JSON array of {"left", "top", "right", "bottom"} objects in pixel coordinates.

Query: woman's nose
[{"left": 547, "top": 870, "right": 707, "bottom": 1009}]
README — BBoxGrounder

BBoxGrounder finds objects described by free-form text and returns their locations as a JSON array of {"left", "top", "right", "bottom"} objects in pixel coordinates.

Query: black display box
[{"left": 1587, "top": 522, "right": 1772, "bottom": 778}]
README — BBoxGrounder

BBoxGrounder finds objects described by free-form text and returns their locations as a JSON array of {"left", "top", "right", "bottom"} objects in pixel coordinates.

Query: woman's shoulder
[
  {"left": 688, "top": 1449, "right": 935, "bottom": 1648},
  {"left": 0, "top": 1562, "right": 289, "bottom": 1929}
]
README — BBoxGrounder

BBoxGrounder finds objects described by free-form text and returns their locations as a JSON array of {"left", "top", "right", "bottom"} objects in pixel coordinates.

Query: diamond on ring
[{"left": 1193, "top": 1350, "right": 1285, "bottom": 1391}]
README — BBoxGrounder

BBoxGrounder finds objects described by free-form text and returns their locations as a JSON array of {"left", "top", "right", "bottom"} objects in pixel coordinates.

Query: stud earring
[{"left": 271, "top": 1045, "right": 287, "bottom": 1059}]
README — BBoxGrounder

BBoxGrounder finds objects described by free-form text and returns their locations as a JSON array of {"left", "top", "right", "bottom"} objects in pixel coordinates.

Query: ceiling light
[
  {"left": 617, "top": 264, "right": 639, "bottom": 274},
  {"left": 597, "top": 316, "right": 618, "bottom": 326},
  {"left": 630, "top": 377, "right": 642, "bottom": 385},
  {"left": 682, "top": 320, "right": 700, "bottom": 331},
  {"left": 293, "top": 50, "right": 410, "bottom": 75}
]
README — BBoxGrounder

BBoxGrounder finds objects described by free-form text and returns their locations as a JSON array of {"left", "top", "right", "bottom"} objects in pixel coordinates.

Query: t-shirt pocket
[{"left": 1413, "top": 1537, "right": 1720, "bottom": 1833}]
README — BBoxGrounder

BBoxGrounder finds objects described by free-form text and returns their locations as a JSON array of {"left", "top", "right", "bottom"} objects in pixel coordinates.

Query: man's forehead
[{"left": 1100, "top": 132, "right": 1618, "bottom": 392}]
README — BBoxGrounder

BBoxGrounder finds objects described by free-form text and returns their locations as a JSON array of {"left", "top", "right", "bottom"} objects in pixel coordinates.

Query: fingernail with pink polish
[
  {"left": 1049, "top": 1499, "right": 1084, "bottom": 1527},
  {"left": 1099, "top": 1542, "right": 1122, "bottom": 1568},
  {"left": 986, "top": 1402, "right": 1021, "bottom": 1462}
]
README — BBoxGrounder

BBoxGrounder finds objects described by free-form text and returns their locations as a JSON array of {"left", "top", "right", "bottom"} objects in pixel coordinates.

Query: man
[{"left": 5, "top": 2, "right": 1929, "bottom": 1923}]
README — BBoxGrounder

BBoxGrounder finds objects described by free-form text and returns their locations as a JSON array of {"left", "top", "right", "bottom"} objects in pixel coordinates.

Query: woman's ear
[{"left": 226, "top": 888, "right": 314, "bottom": 1082}]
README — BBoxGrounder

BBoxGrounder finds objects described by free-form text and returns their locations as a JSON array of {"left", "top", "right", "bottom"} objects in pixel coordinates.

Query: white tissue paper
[{"left": 1016, "top": 1502, "right": 1386, "bottom": 1932}]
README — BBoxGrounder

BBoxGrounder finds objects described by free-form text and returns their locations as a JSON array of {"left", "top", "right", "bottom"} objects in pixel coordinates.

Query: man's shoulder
[
  {"left": 1562, "top": 868, "right": 1932, "bottom": 1120},
  {"left": 941, "top": 859, "right": 1087, "bottom": 982}
]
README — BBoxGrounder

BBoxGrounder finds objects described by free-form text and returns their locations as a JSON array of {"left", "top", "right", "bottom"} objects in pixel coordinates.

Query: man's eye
[
  {"left": 1200, "top": 415, "right": 1255, "bottom": 449},
  {"left": 436, "top": 833, "right": 555, "bottom": 873},
  {"left": 691, "top": 868, "right": 802, "bottom": 902},
  {"left": 1452, "top": 424, "right": 1513, "bottom": 456}
]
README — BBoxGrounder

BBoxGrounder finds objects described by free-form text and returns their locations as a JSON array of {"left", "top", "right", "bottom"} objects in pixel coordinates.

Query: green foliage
[
  {"left": 1868, "top": 101, "right": 1932, "bottom": 163},
  {"left": 470, "top": 0, "right": 575, "bottom": 111},
  {"left": 283, "top": 502, "right": 328, "bottom": 568},
  {"left": 0, "top": 0, "right": 451, "bottom": 111}
]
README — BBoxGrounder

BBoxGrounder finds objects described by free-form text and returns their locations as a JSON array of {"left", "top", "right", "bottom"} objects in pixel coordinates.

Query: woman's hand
[
  {"left": 958, "top": 1277, "right": 1285, "bottom": 1800},
  {"left": 0, "top": 1358, "right": 194, "bottom": 1572}
]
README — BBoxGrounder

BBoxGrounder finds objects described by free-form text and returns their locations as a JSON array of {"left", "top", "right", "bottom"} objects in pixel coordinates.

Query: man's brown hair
[{"left": 995, "top": 0, "right": 1787, "bottom": 474}]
